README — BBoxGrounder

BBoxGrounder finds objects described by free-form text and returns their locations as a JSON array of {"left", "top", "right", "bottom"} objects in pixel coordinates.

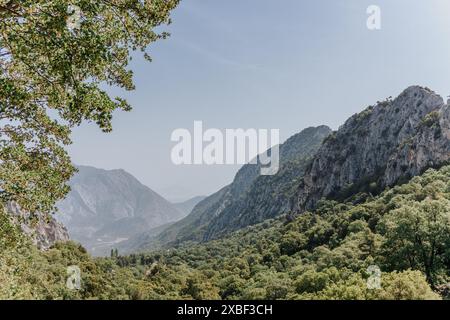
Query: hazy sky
[{"left": 68, "top": 0, "right": 450, "bottom": 202}]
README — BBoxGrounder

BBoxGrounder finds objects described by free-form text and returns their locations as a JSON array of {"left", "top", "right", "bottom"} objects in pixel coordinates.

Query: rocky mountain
[
  {"left": 56, "top": 165, "right": 186, "bottom": 255},
  {"left": 6, "top": 202, "right": 69, "bottom": 250},
  {"left": 124, "top": 126, "right": 331, "bottom": 252},
  {"left": 173, "top": 196, "right": 207, "bottom": 216},
  {"left": 203, "top": 125, "right": 332, "bottom": 240},
  {"left": 294, "top": 86, "right": 450, "bottom": 212},
  {"left": 119, "top": 186, "right": 231, "bottom": 252}
]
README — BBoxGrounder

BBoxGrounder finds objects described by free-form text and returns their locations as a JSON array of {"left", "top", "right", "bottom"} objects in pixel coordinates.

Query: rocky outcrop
[
  {"left": 294, "top": 86, "right": 450, "bottom": 212},
  {"left": 6, "top": 202, "right": 69, "bottom": 250}
]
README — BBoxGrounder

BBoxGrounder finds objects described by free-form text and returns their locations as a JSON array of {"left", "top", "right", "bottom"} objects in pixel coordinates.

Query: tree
[
  {"left": 380, "top": 198, "right": 450, "bottom": 286},
  {"left": 0, "top": 0, "right": 179, "bottom": 214},
  {"left": 376, "top": 270, "right": 440, "bottom": 300},
  {"left": 279, "top": 231, "right": 306, "bottom": 256},
  {"left": 110, "top": 248, "right": 118, "bottom": 258},
  {"left": 306, "top": 270, "right": 439, "bottom": 300},
  {"left": 181, "top": 273, "right": 220, "bottom": 300},
  {"left": 219, "top": 275, "right": 245, "bottom": 299}
]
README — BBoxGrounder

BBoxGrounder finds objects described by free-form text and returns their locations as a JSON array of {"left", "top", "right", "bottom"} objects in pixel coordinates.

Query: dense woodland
[{"left": 1, "top": 165, "right": 449, "bottom": 300}]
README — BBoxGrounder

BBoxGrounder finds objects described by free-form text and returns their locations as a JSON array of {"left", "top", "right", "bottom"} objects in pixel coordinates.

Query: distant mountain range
[{"left": 56, "top": 165, "right": 197, "bottom": 255}]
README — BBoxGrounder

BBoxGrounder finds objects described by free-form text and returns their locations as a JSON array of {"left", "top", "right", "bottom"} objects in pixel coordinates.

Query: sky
[{"left": 67, "top": 0, "right": 450, "bottom": 202}]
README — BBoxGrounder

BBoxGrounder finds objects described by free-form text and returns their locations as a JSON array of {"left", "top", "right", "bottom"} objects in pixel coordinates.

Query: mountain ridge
[
  {"left": 294, "top": 85, "right": 450, "bottom": 213},
  {"left": 122, "top": 125, "right": 332, "bottom": 252},
  {"left": 173, "top": 196, "right": 207, "bottom": 216}
]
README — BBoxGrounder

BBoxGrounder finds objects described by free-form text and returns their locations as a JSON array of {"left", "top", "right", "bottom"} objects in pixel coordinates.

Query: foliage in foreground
[
  {"left": 0, "top": 0, "right": 179, "bottom": 214},
  {"left": 2, "top": 165, "right": 450, "bottom": 300}
]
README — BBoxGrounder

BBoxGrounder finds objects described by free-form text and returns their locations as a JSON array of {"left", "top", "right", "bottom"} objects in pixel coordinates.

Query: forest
[{"left": 1, "top": 165, "right": 449, "bottom": 300}]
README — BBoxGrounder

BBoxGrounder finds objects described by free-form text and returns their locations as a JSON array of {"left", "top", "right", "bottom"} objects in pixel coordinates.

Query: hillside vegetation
[{"left": 2, "top": 165, "right": 450, "bottom": 299}]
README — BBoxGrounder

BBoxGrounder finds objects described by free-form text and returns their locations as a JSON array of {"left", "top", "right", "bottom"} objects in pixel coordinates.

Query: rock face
[
  {"left": 126, "top": 126, "right": 331, "bottom": 252},
  {"left": 56, "top": 165, "right": 186, "bottom": 255},
  {"left": 294, "top": 86, "right": 450, "bottom": 212},
  {"left": 203, "top": 125, "right": 332, "bottom": 240},
  {"left": 6, "top": 202, "right": 69, "bottom": 250}
]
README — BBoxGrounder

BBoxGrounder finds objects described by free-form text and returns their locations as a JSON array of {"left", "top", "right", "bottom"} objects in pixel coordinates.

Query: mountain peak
[
  {"left": 295, "top": 85, "right": 450, "bottom": 212},
  {"left": 401, "top": 85, "right": 436, "bottom": 95},
  {"left": 56, "top": 166, "right": 185, "bottom": 256}
]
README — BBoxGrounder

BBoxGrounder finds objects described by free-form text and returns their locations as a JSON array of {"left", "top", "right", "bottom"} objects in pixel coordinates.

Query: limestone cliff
[{"left": 295, "top": 86, "right": 450, "bottom": 212}]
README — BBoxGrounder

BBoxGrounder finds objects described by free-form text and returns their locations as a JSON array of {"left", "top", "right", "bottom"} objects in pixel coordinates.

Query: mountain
[
  {"left": 173, "top": 196, "right": 207, "bottom": 216},
  {"left": 124, "top": 86, "right": 450, "bottom": 253},
  {"left": 294, "top": 86, "right": 450, "bottom": 213},
  {"left": 123, "top": 126, "right": 331, "bottom": 252},
  {"left": 5, "top": 163, "right": 448, "bottom": 300},
  {"left": 56, "top": 165, "right": 185, "bottom": 255},
  {"left": 158, "top": 185, "right": 202, "bottom": 203},
  {"left": 6, "top": 202, "right": 69, "bottom": 250}
]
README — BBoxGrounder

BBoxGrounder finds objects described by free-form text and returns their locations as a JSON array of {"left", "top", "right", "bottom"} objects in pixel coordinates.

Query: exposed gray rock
[
  {"left": 294, "top": 86, "right": 450, "bottom": 212},
  {"left": 6, "top": 202, "right": 69, "bottom": 250}
]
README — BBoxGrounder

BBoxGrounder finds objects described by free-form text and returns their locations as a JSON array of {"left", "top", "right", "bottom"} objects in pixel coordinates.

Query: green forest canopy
[{"left": 1, "top": 165, "right": 449, "bottom": 300}]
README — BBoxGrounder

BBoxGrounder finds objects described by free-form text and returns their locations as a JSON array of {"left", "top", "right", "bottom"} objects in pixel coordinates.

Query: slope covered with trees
[{"left": 2, "top": 165, "right": 449, "bottom": 300}]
